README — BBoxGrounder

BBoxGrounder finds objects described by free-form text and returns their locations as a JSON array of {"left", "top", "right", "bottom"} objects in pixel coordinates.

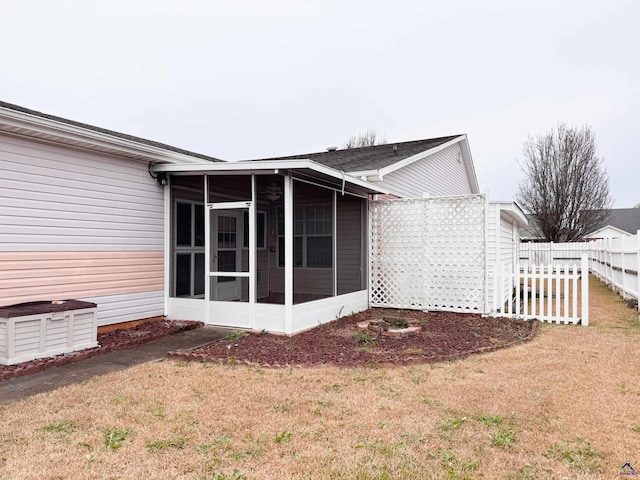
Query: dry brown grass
[{"left": 1, "top": 275, "right": 639, "bottom": 479}]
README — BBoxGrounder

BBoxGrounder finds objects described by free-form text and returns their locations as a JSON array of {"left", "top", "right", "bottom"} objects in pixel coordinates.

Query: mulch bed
[
  {"left": 0, "top": 320, "right": 202, "bottom": 382},
  {"left": 168, "top": 309, "right": 538, "bottom": 368}
]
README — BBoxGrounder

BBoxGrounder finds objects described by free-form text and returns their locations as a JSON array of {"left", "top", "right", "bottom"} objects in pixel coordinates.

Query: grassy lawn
[{"left": 0, "top": 275, "right": 639, "bottom": 479}]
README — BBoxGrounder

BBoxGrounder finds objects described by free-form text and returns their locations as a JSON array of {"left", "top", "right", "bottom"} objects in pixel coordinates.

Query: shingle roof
[
  {"left": 520, "top": 214, "right": 544, "bottom": 240},
  {"left": 521, "top": 208, "right": 640, "bottom": 240},
  {"left": 247, "top": 136, "right": 461, "bottom": 172},
  {"left": 0, "top": 100, "right": 221, "bottom": 163},
  {"left": 593, "top": 208, "right": 640, "bottom": 235}
]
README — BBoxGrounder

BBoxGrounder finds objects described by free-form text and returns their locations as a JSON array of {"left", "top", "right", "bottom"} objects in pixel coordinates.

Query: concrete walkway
[{"left": 0, "top": 326, "right": 233, "bottom": 405}]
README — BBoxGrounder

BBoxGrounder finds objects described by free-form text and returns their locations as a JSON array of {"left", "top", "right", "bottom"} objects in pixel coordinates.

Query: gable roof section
[
  {"left": 0, "top": 100, "right": 221, "bottom": 164},
  {"left": 589, "top": 208, "right": 640, "bottom": 235},
  {"left": 250, "top": 136, "right": 455, "bottom": 171},
  {"left": 587, "top": 225, "right": 633, "bottom": 238},
  {"left": 246, "top": 135, "right": 479, "bottom": 193}
]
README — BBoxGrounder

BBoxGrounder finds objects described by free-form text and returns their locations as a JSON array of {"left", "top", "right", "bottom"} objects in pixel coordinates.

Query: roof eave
[
  {"left": 0, "top": 105, "right": 214, "bottom": 165},
  {"left": 153, "top": 159, "right": 389, "bottom": 195},
  {"left": 491, "top": 201, "right": 528, "bottom": 226}
]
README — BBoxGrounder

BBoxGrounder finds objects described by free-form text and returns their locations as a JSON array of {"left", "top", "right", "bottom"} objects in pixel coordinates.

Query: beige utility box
[{"left": 0, "top": 300, "right": 98, "bottom": 366}]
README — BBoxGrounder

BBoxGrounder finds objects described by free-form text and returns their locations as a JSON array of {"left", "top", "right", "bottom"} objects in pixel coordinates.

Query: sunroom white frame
[{"left": 160, "top": 162, "right": 386, "bottom": 334}]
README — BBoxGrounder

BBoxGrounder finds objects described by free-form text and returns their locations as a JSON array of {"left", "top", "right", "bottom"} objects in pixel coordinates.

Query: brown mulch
[
  {"left": 168, "top": 309, "right": 538, "bottom": 368},
  {"left": 0, "top": 320, "right": 202, "bottom": 382}
]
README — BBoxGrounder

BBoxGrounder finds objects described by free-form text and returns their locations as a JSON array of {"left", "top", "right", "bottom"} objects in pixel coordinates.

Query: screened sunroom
[{"left": 153, "top": 161, "right": 385, "bottom": 334}]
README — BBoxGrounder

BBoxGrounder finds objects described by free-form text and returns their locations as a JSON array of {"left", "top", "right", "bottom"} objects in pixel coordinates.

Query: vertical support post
[
  {"left": 284, "top": 173, "right": 293, "bottom": 335},
  {"left": 531, "top": 264, "right": 537, "bottom": 318},
  {"left": 523, "top": 263, "right": 529, "bottom": 318},
  {"left": 546, "top": 263, "right": 552, "bottom": 321},
  {"left": 514, "top": 264, "right": 521, "bottom": 317},
  {"left": 249, "top": 174, "right": 256, "bottom": 329},
  {"left": 581, "top": 254, "right": 589, "bottom": 326},
  {"left": 333, "top": 190, "right": 337, "bottom": 297},
  {"left": 163, "top": 175, "right": 171, "bottom": 316},
  {"left": 204, "top": 174, "right": 210, "bottom": 324},
  {"left": 483, "top": 194, "right": 490, "bottom": 315},
  {"left": 621, "top": 235, "right": 627, "bottom": 299},
  {"left": 563, "top": 263, "right": 569, "bottom": 322},
  {"left": 608, "top": 237, "right": 614, "bottom": 288},
  {"left": 636, "top": 230, "right": 640, "bottom": 320}
]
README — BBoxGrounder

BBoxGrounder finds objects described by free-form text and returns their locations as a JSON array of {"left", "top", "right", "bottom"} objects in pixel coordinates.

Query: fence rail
[{"left": 495, "top": 255, "right": 589, "bottom": 325}]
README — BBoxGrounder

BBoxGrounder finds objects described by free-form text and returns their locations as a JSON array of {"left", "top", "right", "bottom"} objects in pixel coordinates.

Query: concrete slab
[{"left": 0, "top": 326, "right": 234, "bottom": 405}]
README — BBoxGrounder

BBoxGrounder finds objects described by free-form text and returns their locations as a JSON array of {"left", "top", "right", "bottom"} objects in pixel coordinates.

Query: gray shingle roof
[
  {"left": 0, "top": 100, "right": 221, "bottom": 163},
  {"left": 247, "top": 136, "right": 461, "bottom": 172},
  {"left": 522, "top": 208, "right": 640, "bottom": 241},
  {"left": 593, "top": 208, "right": 640, "bottom": 235}
]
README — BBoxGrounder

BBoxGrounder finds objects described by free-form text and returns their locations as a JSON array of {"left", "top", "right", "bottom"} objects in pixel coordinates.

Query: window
[
  {"left": 277, "top": 204, "right": 332, "bottom": 268},
  {"left": 243, "top": 211, "right": 267, "bottom": 249},
  {"left": 174, "top": 201, "right": 205, "bottom": 297}
]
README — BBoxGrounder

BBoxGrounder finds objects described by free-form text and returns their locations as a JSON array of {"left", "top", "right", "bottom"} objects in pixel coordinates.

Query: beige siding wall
[
  {"left": 379, "top": 143, "right": 472, "bottom": 198},
  {"left": 0, "top": 133, "right": 165, "bottom": 325}
]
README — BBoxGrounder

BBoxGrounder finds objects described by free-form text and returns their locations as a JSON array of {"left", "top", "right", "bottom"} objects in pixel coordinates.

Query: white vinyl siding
[
  {"left": 84, "top": 291, "right": 165, "bottom": 326},
  {"left": 379, "top": 144, "right": 472, "bottom": 198},
  {"left": 487, "top": 203, "right": 520, "bottom": 313},
  {"left": 0, "top": 133, "right": 164, "bottom": 251},
  {"left": 0, "top": 133, "right": 166, "bottom": 326}
]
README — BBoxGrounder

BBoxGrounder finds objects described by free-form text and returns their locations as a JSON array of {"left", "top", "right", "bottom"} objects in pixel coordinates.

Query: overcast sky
[{"left": 1, "top": 0, "right": 638, "bottom": 207}]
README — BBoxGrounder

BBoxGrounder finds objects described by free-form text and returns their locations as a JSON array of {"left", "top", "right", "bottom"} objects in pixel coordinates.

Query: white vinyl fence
[
  {"left": 520, "top": 232, "right": 640, "bottom": 307},
  {"left": 519, "top": 242, "right": 587, "bottom": 265},
  {"left": 589, "top": 234, "right": 640, "bottom": 303},
  {"left": 494, "top": 254, "right": 589, "bottom": 325}
]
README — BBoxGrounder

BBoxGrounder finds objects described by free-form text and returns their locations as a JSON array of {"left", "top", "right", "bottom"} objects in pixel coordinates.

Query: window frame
[
  {"left": 173, "top": 200, "right": 205, "bottom": 298},
  {"left": 277, "top": 203, "right": 333, "bottom": 269}
]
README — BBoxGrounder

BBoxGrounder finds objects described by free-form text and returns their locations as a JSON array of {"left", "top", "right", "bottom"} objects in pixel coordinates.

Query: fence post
[
  {"left": 621, "top": 236, "right": 627, "bottom": 299},
  {"left": 581, "top": 254, "right": 589, "bottom": 326},
  {"left": 637, "top": 230, "right": 640, "bottom": 320}
]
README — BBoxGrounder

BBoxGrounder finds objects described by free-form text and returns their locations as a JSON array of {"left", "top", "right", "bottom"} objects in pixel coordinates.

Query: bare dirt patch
[{"left": 169, "top": 309, "right": 537, "bottom": 367}]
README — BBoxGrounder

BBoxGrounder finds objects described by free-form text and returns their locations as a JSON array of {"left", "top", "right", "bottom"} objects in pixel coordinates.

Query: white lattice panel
[{"left": 370, "top": 195, "right": 486, "bottom": 312}]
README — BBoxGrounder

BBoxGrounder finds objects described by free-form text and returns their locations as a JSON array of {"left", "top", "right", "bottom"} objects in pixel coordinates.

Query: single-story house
[
  {"left": 522, "top": 208, "right": 640, "bottom": 242},
  {"left": 0, "top": 100, "right": 521, "bottom": 334},
  {"left": 584, "top": 208, "right": 640, "bottom": 239}
]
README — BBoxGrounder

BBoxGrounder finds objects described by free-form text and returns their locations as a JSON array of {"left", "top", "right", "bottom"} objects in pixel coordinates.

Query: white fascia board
[
  {"left": 491, "top": 201, "right": 528, "bottom": 226},
  {"left": 587, "top": 225, "right": 631, "bottom": 238},
  {"left": 377, "top": 135, "right": 468, "bottom": 177},
  {"left": 0, "top": 107, "right": 213, "bottom": 165},
  {"left": 459, "top": 135, "right": 480, "bottom": 193},
  {"left": 153, "top": 159, "right": 389, "bottom": 194}
]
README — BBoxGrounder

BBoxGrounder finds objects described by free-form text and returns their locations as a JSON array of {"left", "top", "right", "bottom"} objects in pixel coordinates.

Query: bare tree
[
  {"left": 634, "top": 203, "right": 640, "bottom": 208},
  {"left": 343, "top": 129, "right": 387, "bottom": 149},
  {"left": 516, "top": 123, "right": 613, "bottom": 242}
]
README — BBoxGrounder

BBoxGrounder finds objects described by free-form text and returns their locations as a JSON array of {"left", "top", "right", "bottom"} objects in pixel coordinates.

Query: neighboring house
[
  {"left": 584, "top": 208, "right": 640, "bottom": 239},
  {"left": 522, "top": 208, "right": 640, "bottom": 242},
  {"left": 0, "top": 100, "right": 482, "bottom": 334}
]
